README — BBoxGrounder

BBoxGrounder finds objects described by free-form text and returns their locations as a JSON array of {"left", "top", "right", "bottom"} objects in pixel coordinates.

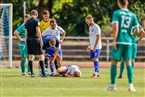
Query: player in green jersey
[
  {"left": 107, "top": 0, "right": 140, "bottom": 92},
  {"left": 118, "top": 24, "right": 145, "bottom": 79},
  {"left": 14, "top": 14, "right": 30, "bottom": 76}
]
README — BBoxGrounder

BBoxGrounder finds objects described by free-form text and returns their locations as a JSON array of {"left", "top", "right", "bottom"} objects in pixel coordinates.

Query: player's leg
[
  {"left": 56, "top": 54, "right": 62, "bottom": 68},
  {"left": 132, "top": 44, "right": 137, "bottom": 70},
  {"left": 54, "top": 48, "right": 63, "bottom": 70},
  {"left": 39, "top": 54, "right": 46, "bottom": 77},
  {"left": 19, "top": 44, "right": 28, "bottom": 75},
  {"left": 90, "top": 49, "right": 101, "bottom": 78},
  {"left": 28, "top": 54, "right": 35, "bottom": 77},
  {"left": 57, "top": 66, "right": 67, "bottom": 74},
  {"left": 32, "top": 38, "right": 46, "bottom": 77},
  {"left": 49, "top": 58, "right": 55, "bottom": 76},
  {"left": 118, "top": 60, "right": 125, "bottom": 79},
  {"left": 124, "top": 45, "right": 136, "bottom": 91},
  {"left": 44, "top": 50, "right": 48, "bottom": 68},
  {"left": 107, "top": 44, "right": 122, "bottom": 91}
]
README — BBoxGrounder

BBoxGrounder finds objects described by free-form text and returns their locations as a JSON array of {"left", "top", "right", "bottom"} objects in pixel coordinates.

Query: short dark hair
[
  {"left": 50, "top": 18, "right": 56, "bottom": 24},
  {"left": 43, "top": 10, "right": 49, "bottom": 15},
  {"left": 118, "top": 0, "right": 128, "bottom": 6},
  {"left": 31, "top": 9, "right": 38, "bottom": 16},
  {"left": 24, "top": 14, "right": 30, "bottom": 18},
  {"left": 85, "top": 15, "right": 93, "bottom": 20}
]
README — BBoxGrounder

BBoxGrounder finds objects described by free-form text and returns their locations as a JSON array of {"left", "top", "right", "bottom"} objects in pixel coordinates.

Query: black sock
[
  {"left": 54, "top": 59, "right": 58, "bottom": 70},
  {"left": 28, "top": 61, "right": 33, "bottom": 75},
  {"left": 45, "top": 58, "right": 48, "bottom": 68},
  {"left": 39, "top": 61, "right": 45, "bottom": 76}
]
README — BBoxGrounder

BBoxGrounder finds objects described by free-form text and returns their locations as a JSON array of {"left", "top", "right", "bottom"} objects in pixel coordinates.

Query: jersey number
[{"left": 121, "top": 16, "right": 131, "bottom": 29}]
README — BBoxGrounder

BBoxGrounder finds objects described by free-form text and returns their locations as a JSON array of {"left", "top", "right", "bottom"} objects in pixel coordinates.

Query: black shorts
[{"left": 27, "top": 38, "right": 43, "bottom": 55}]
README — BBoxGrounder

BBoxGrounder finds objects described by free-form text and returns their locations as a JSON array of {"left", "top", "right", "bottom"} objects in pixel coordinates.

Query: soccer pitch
[{"left": 1, "top": 68, "right": 145, "bottom": 97}]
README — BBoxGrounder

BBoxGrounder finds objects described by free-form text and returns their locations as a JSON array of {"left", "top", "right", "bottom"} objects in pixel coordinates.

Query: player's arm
[
  {"left": 87, "top": 43, "right": 90, "bottom": 52},
  {"left": 64, "top": 71, "right": 71, "bottom": 77},
  {"left": 60, "top": 32, "right": 66, "bottom": 44},
  {"left": 36, "top": 27, "right": 43, "bottom": 47},
  {"left": 14, "top": 31, "right": 26, "bottom": 42},
  {"left": 59, "top": 27, "right": 66, "bottom": 44},
  {"left": 51, "top": 39, "right": 59, "bottom": 64},
  {"left": 137, "top": 30, "right": 145, "bottom": 43},
  {"left": 112, "top": 23, "right": 118, "bottom": 50},
  {"left": 52, "top": 47, "right": 58, "bottom": 63},
  {"left": 132, "top": 26, "right": 140, "bottom": 37},
  {"left": 132, "top": 15, "right": 140, "bottom": 37},
  {"left": 92, "top": 35, "right": 100, "bottom": 52},
  {"left": 112, "top": 11, "right": 119, "bottom": 50}
]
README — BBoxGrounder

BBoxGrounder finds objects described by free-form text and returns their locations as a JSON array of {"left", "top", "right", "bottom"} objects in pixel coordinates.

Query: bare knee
[
  {"left": 93, "top": 58, "right": 99, "bottom": 62},
  {"left": 125, "top": 60, "right": 132, "bottom": 66},
  {"left": 29, "top": 55, "right": 34, "bottom": 61},
  {"left": 111, "top": 60, "right": 118, "bottom": 65},
  {"left": 39, "top": 54, "right": 44, "bottom": 61}
]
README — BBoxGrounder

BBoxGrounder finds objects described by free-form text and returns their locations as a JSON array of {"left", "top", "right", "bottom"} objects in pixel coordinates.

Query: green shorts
[
  {"left": 111, "top": 44, "right": 132, "bottom": 61},
  {"left": 132, "top": 44, "right": 137, "bottom": 58},
  {"left": 18, "top": 43, "right": 28, "bottom": 58}
]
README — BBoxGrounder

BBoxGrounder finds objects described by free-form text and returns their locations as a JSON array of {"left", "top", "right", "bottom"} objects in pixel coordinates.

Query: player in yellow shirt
[{"left": 40, "top": 10, "right": 51, "bottom": 32}]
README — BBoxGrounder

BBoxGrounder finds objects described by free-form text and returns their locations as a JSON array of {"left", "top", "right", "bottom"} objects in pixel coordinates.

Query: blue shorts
[
  {"left": 47, "top": 48, "right": 63, "bottom": 58},
  {"left": 90, "top": 49, "right": 101, "bottom": 59},
  {"left": 66, "top": 65, "right": 71, "bottom": 71},
  {"left": 58, "top": 49, "right": 62, "bottom": 57}
]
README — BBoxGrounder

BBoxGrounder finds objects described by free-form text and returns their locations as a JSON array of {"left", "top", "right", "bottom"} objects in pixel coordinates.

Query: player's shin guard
[
  {"left": 50, "top": 62, "right": 54, "bottom": 73},
  {"left": 132, "top": 62, "right": 134, "bottom": 70},
  {"left": 39, "top": 61, "right": 46, "bottom": 76},
  {"left": 119, "top": 62, "right": 125, "bottom": 76},
  {"left": 45, "top": 58, "right": 48, "bottom": 68},
  {"left": 94, "top": 61, "right": 99, "bottom": 74},
  {"left": 111, "top": 65, "right": 117, "bottom": 84},
  {"left": 21, "top": 60, "right": 26, "bottom": 73},
  {"left": 28, "top": 61, "right": 33, "bottom": 75},
  {"left": 127, "top": 65, "right": 133, "bottom": 84}
]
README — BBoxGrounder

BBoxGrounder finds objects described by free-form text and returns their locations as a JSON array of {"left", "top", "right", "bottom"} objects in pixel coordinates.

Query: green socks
[
  {"left": 20, "top": 60, "right": 26, "bottom": 73},
  {"left": 132, "top": 62, "right": 134, "bottom": 70},
  {"left": 127, "top": 65, "right": 133, "bottom": 84},
  {"left": 119, "top": 62, "right": 125, "bottom": 76},
  {"left": 111, "top": 65, "right": 117, "bottom": 84}
]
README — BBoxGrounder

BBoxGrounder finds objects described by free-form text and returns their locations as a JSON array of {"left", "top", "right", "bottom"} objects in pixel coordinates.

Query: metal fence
[{"left": 12, "top": 37, "right": 145, "bottom": 62}]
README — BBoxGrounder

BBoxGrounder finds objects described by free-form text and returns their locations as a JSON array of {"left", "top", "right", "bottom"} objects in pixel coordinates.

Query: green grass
[{"left": 0, "top": 67, "right": 145, "bottom": 97}]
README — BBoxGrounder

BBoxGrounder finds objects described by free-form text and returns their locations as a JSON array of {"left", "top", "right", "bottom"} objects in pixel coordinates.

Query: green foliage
[
  {"left": 129, "top": 0, "right": 145, "bottom": 21},
  {"left": 3, "top": 0, "right": 145, "bottom": 36}
]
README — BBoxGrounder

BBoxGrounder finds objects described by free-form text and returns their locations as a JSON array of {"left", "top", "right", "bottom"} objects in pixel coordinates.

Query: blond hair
[
  {"left": 73, "top": 71, "right": 81, "bottom": 77},
  {"left": 49, "top": 38, "right": 56, "bottom": 46}
]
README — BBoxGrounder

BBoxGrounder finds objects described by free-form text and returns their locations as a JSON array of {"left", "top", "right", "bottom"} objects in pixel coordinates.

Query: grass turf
[{"left": 0, "top": 67, "right": 145, "bottom": 97}]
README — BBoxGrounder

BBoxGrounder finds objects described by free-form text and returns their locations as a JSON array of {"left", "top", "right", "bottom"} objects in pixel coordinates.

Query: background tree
[{"left": 2, "top": 0, "right": 145, "bottom": 36}]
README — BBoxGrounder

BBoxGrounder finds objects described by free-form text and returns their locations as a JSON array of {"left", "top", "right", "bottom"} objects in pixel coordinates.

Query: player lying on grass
[
  {"left": 118, "top": 24, "right": 145, "bottom": 79},
  {"left": 53, "top": 65, "right": 82, "bottom": 77},
  {"left": 39, "top": 36, "right": 61, "bottom": 76}
]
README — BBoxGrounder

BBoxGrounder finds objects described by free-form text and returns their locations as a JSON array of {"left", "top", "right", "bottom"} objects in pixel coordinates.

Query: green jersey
[
  {"left": 15, "top": 23, "right": 26, "bottom": 44},
  {"left": 131, "top": 25, "right": 143, "bottom": 44},
  {"left": 112, "top": 9, "right": 139, "bottom": 45}
]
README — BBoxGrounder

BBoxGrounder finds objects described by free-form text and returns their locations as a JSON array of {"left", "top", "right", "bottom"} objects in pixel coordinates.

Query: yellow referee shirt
[{"left": 40, "top": 19, "right": 51, "bottom": 32}]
